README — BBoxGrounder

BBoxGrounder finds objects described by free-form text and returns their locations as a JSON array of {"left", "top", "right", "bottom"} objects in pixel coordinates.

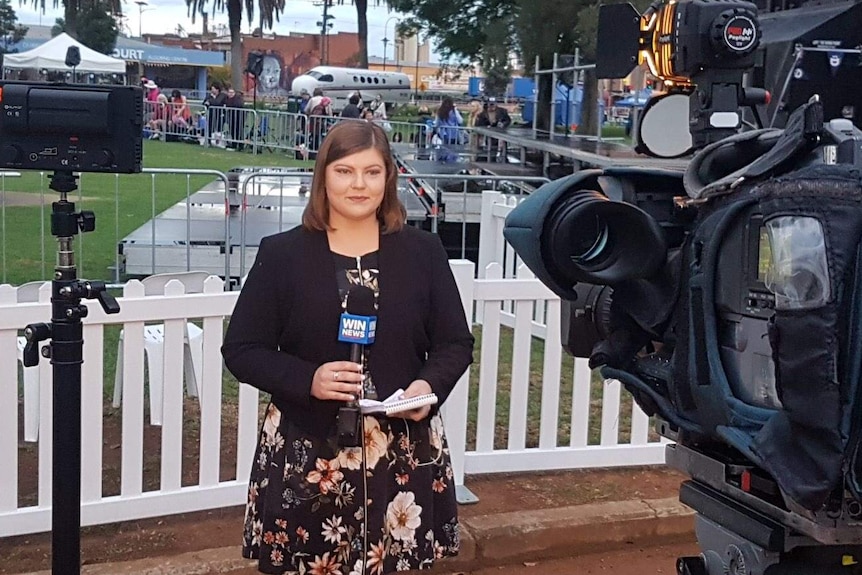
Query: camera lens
[
  {"left": 544, "top": 188, "right": 667, "bottom": 285},
  {"left": 571, "top": 214, "right": 610, "bottom": 264}
]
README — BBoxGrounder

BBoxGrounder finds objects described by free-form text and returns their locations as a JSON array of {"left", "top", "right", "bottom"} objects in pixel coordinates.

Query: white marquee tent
[{"left": 3, "top": 33, "right": 126, "bottom": 75}]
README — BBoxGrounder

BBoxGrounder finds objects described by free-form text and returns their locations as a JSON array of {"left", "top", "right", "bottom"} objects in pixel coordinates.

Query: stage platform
[
  {"left": 393, "top": 148, "right": 546, "bottom": 225},
  {"left": 473, "top": 127, "right": 690, "bottom": 172},
  {"left": 118, "top": 167, "right": 430, "bottom": 279}
]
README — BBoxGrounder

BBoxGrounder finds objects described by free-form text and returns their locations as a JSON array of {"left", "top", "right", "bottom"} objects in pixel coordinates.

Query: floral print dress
[{"left": 242, "top": 252, "right": 460, "bottom": 575}]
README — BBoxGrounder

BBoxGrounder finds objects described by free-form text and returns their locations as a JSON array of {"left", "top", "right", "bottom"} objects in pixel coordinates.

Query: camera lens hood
[{"left": 544, "top": 188, "right": 668, "bottom": 285}]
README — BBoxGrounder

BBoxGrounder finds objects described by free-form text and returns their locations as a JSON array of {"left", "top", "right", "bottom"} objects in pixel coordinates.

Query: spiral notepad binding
[
  {"left": 359, "top": 392, "right": 438, "bottom": 415},
  {"left": 383, "top": 393, "right": 438, "bottom": 416}
]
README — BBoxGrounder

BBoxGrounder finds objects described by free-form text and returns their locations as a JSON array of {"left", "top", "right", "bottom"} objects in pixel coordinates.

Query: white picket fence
[{"left": 0, "top": 192, "right": 665, "bottom": 538}]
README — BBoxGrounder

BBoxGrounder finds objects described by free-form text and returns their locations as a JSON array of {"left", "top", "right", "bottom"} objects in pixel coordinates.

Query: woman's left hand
[{"left": 400, "top": 379, "right": 433, "bottom": 421}]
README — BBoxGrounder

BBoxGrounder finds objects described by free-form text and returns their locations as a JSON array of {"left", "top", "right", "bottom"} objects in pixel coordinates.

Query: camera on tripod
[{"left": 505, "top": 1, "right": 862, "bottom": 573}]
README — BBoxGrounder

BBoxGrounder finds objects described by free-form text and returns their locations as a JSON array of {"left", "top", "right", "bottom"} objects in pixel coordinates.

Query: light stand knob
[{"left": 22, "top": 323, "right": 52, "bottom": 367}]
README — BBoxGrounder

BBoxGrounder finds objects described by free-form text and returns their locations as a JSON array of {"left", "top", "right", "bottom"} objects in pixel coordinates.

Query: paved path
[{"left": 224, "top": 540, "right": 700, "bottom": 574}]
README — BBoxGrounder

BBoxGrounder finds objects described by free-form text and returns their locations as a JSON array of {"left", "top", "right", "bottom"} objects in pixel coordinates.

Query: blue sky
[{"left": 14, "top": 0, "right": 415, "bottom": 60}]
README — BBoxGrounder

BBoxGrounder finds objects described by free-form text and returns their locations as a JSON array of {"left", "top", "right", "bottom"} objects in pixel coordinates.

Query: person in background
[
  {"left": 474, "top": 97, "right": 512, "bottom": 161},
  {"left": 142, "top": 78, "right": 160, "bottom": 126},
  {"left": 370, "top": 94, "right": 387, "bottom": 121},
  {"left": 305, "top": 87, "right": 331, "bottom": 118},
  {"left": 305, "top": 89, "right": 333, "bottom": 157},
  {"left": 475, "top": 97, "right": 512, "bottom": 129},
  {"left": 433, "top": 96, "right": 464, "bottom": 146},
  {"left": 341, "top": 94, "right": 362, "bottom": 119},
  {"left": 225, "top": 87, "right": 246, "bottom": 150},
  {"left": 415, "top": 105, "right": 434, "bottom": 146},
  {"left": 145, "top": 93, "right": 170, "bottom": 140},
  {"left": 466, "top": 98, "right": 484, "bottom": 151},
  {"left": 348, "top": 90, "right": 365, "bottom": 113},
  {"left": 143, "top": 79, "right": 160, "bottom": 103},
  {"left": 466, "top": 98, "right": 483, "bottom": 128},
  {"left": 298, "top": 88, "right": 311, "bottom": 113},
  {"left": 170, "top": 89, "right": 191, "bottom": 134},
  {"left": 222, "top": 120, "right": 473, "bottom": 575},
  {"left": 203, "top": 82, "right": 228, "bottom": 144}
]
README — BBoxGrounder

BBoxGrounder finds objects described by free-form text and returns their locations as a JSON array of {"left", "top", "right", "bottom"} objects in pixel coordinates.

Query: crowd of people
[
  {"left": 142, "top": 78, "right": 247, "bottom": 148},
  {"left": 140, "top": 76, "right": 513, "bottom": 158}
]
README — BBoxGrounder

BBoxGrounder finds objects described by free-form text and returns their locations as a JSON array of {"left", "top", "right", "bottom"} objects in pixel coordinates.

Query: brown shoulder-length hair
[{"left": 302, "top": 121, "right": 405, "bottom": 234}]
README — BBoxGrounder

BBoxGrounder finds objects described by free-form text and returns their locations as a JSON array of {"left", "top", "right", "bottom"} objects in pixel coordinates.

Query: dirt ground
[
  {"left": 1, "top": 191, "right": 87, "bottom": 207},
  {"left": 3, "top": 400, "right": 685, "bottom": 574},
  {"left": 225, "top": 541, "right": 702, "bottom": 575}
]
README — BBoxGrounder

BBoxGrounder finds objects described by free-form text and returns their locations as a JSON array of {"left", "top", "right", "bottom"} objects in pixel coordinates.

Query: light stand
[
  {"left": 65, "top": 46, "right": 80, "bottom": 85},
  {"left": 22, "top": 170, "right": 120, "bottom": 575}
]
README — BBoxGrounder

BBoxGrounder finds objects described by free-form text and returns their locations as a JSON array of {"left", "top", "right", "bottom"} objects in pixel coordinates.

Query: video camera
[{"left": 505, "top": 1, "right": 862, "bottom": 573}]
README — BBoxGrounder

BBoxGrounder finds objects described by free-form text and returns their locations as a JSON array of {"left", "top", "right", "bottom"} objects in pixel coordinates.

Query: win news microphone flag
[{"left": 338, "top": 285, "right": 377, "bottom": 363}]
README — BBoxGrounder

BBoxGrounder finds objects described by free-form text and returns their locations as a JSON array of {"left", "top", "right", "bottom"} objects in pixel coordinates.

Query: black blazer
[{"left": 222, "top": 225, "right": 475, "bottom": 436}]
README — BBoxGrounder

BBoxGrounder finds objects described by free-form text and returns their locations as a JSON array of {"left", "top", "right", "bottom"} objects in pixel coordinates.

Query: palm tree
[
  {"left": 186, "top": 0, "right": 285, "bottom": 90},
  {"left": 331, "top": 0, "right": 392, "bottom": 68},
  {"left": 25, "top": 0, "right": 120, "bottom": 40}
]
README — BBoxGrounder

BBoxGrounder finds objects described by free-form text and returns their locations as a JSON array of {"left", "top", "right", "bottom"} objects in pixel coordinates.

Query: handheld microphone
[
  {"left": 338, "top": 285, "right": 377, "bottom": 363},
  {"left": 336, "top": 285, "right": 376, "bottom": 447}
]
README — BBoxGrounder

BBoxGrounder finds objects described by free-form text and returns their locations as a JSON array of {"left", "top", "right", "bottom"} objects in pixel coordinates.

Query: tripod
[{"left": 21, "top": 170, "right": 120, "bottom": 575}]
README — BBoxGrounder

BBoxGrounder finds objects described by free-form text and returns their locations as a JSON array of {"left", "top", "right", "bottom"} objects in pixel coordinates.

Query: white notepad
[{"left": 359, "top": 388, "right": 438, "bottom": 416}]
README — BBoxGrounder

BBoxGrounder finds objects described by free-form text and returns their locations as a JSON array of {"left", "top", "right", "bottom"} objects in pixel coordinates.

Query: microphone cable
[{"left": 360, "top": 351, "right": 369, "bottom": 575}]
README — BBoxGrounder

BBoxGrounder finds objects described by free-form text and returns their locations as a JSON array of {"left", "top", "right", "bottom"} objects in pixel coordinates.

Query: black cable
[{"left": 360, "top": 349, "right": 369, "bottom": 575}]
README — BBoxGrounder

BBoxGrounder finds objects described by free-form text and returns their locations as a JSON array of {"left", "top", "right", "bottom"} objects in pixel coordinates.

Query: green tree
[
  {"left": 332, "top": 0, "right": 396, "bottom": 69},
  {"left": 388, "top": 0, "right": 515, "bottom": 62},
  {"left": 480, "top": 18, "right": 514, "bottom": 97},
  {"left": 571, "top": 0, "right": 652, "bottom": 134},
  {"left": 513, "top": 0, "right": 583, "bottom": 132},
  {"left": 185, "top": 0, "right": 285, "bottom": 93},
  {"left": 25, "top": 0, "right": 121, "bottom": 40},
  {"left": 48, "top": 1, "right": 118, "bottom": 53},
  {"left": 75, "top": 1, "right": 117, "bottom": 53},
  {"left": 0, "top": 0, "right": 28, "bottom": 53},
  {"left": 50, "top": 16, "right": 63, "bottom": 36},
  {"left": 51, "top": 3, "right": 118, "bottom": 53},
  {"left": 389, "top": 0, "right": 584, "bottom": 132}
]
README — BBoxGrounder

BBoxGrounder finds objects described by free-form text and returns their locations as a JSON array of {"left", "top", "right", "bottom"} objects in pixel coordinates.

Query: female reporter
[{"left": 222, "top": 120, "right": 474, "bottom": 575}]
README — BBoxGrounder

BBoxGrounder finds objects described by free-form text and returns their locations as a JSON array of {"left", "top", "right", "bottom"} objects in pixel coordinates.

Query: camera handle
[{"left": 22, "top": 170, "right": 120, "bottom": 575}]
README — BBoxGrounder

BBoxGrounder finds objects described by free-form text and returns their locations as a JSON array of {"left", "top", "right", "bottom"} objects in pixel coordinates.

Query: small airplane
[{"left": 290, "top": 66, "right": 413, "bottom": 111}]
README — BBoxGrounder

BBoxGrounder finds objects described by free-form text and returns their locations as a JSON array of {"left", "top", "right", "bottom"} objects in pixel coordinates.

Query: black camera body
[
  {"left": 511, "top": 0, "right": 862, "bottom": 570},
  {"left": 505, "top": 104, "right": 862, "bottom": 572}
]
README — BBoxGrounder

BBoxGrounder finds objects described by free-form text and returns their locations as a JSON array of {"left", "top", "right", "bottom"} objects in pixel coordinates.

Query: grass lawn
[{"left": 0, "top": 140, "right": 311, "bottom": 286}]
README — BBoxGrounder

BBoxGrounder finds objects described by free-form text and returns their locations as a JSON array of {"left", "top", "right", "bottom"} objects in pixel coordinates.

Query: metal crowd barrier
[{"left": 140, "top": 99, "right": 492, "bottom": 161}]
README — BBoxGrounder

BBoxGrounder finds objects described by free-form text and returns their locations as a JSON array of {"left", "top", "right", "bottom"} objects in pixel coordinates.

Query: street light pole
[
  {"left": 134, "top": 0, "right": 148, "bottom": 38},
  {"left": 414, "top": 34, "right": 420, "bottom": 100},
  {"left": 383, "top": 16, "right": 399, "bottom": 73}
]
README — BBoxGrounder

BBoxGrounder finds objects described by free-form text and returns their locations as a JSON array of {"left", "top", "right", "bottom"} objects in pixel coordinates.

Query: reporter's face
[{"left": 325, "top": 148, "right": 386, "bottom": 227}]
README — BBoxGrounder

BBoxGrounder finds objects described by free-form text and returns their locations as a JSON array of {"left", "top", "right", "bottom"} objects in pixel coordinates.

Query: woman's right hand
[{"left": 311, "top": 361, "right": 364, "bottom": 402}]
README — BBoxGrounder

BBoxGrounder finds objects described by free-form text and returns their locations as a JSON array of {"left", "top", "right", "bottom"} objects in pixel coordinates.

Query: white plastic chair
[
  {"left": 113, "top": 271, "right": 213, "bottom": 426},
  {"left": 16, "top": 281, "right": 49, "bottom": 442}
]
